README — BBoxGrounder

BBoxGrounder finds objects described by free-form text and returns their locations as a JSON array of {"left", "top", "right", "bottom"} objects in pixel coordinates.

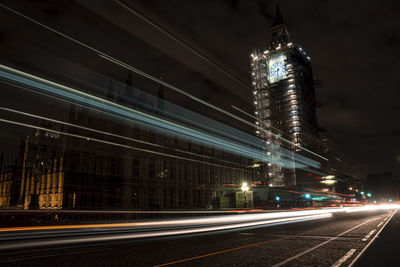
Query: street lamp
[
  {"left": 305, "top": 193, "right": 311, "bottom": 199},
  {"left": 367, "top": 193, "right": 372, "bottom": 198},
  {"left": 241, "top": 182, "right": 249, "bottom": 208}
]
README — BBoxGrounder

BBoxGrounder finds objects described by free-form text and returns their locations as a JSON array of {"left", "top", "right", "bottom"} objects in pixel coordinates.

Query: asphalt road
[{"left": 0, "top": 209, "right": 396, "bottom": 267}]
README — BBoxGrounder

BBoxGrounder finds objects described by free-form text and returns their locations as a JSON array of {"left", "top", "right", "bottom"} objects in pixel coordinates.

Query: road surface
[{"left": 0, "top": 207, "right": 396, "bottom": 266}]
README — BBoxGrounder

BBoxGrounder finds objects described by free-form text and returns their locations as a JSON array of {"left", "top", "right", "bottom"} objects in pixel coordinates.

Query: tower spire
[
  {"left": 272, "top": 4, "right": 285, "bottom": 27},
  {"left": 269, "top": 4, "right": 291, "bottom": 49}
]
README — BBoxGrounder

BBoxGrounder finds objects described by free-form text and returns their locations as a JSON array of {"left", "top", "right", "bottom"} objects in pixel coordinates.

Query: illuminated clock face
[{"left": 268, "top": 55, "right": 287, "bottom": 83}]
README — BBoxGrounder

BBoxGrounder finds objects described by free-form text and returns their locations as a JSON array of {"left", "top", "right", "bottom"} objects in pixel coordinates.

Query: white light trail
[
  {"left": 1, "top": 205, "right": 397, "bottom": 250},
  {"left": 0, "top": 213, "right": 331, "bottom": 250}
]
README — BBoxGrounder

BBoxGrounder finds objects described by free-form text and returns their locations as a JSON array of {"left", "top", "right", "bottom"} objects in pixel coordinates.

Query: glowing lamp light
[
  {"left": 241, "top": 182, "right": 249, "bottom": 193},
  {"left": 360, "top": 191, "right": 365, "bottom": 195},
  {"left": 305, "top": 193, "right": 311, "bottom": 199},
  {"left": 367, "top": 193, "right": 372, "bottom": 197},
  {"left": 321, "top": 179, "right": 337, "bottom": 185},
  {"left": 275, "top": 196, "right": 280, "bottom": 201},
  {"left": 389, "top": 199, "right": 393, "bottom": 202}
]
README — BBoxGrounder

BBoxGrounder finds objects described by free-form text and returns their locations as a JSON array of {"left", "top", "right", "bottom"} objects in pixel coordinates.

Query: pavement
[
  {"left": 354, "top": 209, "right": 400, "bottom": 267},
  {"left": 0, "top": 208, "right": 397, "bottom": 266}
]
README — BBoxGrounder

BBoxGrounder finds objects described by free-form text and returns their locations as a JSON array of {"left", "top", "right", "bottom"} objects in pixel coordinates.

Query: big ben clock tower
[{"left": 251, "top": 5, "right": 321, "bottom": 187}]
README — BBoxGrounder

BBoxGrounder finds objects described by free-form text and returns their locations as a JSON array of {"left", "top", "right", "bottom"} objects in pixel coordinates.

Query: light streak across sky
[
  {"left": 0, "top": 107, "right": 244, "bottom": 168},
  {"left": 0, "top": 3, "right": 327, "bottom": 162},
  {"left": 0, "top": 63, "right": 321, "bottom": 170}
]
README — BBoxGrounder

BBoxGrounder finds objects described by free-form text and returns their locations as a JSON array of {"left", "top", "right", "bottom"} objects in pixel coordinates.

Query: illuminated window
[
  {"left": 287, "top": 89, "right": 295, "bottom": 95},
  {"left": 290, "top": 116, "right": 300, "bottom": 121}
]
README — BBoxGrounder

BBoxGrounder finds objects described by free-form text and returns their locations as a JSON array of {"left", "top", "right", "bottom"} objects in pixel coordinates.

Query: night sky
[
  {"left": 132, "top": 0, "right": 400, "bottom": 175},
  {"left": 1, "top": 0, "right": 400, "bottom": 176}
]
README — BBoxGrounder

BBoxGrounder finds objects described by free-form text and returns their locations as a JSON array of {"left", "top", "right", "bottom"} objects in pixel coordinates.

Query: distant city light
[
  {"left": 360, "top": 191, "right": 365, "bottom": 195},
  {"left": 305, "top": 193, "right": 311, "bottom": 199},
  {"left": 367, "top": 193, "right": 372, "bottom": 197},
  {"left": 275, "top": 196, "right": 280, "bottom": 201}
]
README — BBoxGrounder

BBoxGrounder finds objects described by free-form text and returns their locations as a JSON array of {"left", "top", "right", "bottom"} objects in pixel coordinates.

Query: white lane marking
[
  {"left": 331, "top": 248, "right": 357, "bottom": 267},
  {"left": 349, "top": 209, "right": 398, "bottom": 267},
  {"left": 271, "top": 219, "right": 372, "bottom": 267},
  {"left": 362, "top": 230, "right": 376, "bottom": 241},
  {"left": 377, "top": 221, "right": 384, "bottom": 227}
]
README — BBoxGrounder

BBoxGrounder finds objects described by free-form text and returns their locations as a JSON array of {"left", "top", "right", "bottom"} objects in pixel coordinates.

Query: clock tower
[{"left": 250, "top": 5, "right": 321, "bottom": 187}]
